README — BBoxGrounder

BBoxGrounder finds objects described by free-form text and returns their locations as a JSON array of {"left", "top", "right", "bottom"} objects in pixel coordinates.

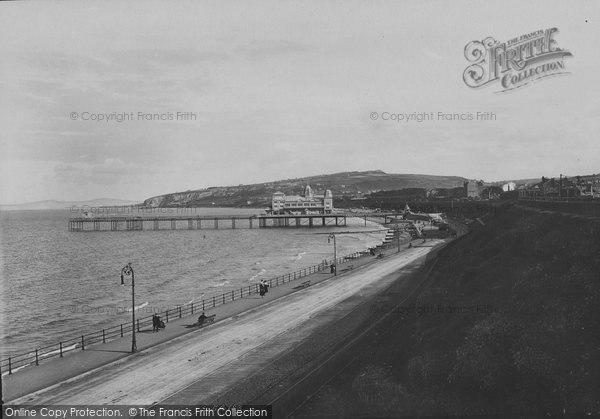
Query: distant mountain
[
  {"left": 143, "top": 170, "right": 468, "bottom": 208},
  {"left": 0, "top": 198, "right": 141, "bottom": 211}
]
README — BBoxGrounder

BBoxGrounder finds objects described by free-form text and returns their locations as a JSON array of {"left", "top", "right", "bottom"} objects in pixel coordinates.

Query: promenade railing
[{"left": 0, "top": 248, "right": 375, "bottom": 375}]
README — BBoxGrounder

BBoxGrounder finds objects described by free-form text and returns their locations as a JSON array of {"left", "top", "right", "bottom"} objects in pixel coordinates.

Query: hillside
[
  {"left": 295, "top": 203, "right": 600, "bottom": 416},
  {"left": 143, "top": 170, "right": 467, "bottom": 207},
  {"left": 492, "top": 173, "right": 600, "bottom": 186}
]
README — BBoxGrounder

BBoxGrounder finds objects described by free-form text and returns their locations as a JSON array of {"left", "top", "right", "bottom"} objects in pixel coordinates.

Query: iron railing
[{"left": 0, "top": 249, "right": 373, "bottom": 375}]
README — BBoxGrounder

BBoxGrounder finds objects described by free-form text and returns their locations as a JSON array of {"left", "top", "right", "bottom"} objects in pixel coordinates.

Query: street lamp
[
  {"left": 1, "top": 363, "right": 3, "bottom": 412},
  {"left": 328, "top": 233, "right": 337, "bottom": 275},
  {"left": 120, "top": 262, "right": 137, "bottom": 353}
]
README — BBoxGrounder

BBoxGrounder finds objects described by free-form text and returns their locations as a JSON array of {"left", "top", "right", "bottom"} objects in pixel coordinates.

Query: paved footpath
[{"left": 4, "top": 235, "right": 427, "bottom": 403}]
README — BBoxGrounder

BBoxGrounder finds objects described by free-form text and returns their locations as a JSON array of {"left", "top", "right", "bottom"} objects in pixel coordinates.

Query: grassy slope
[
  {"left": 297, "top": 204, "right": 600, "bottom": 416},
  {"left": 143, "top": 171, "right": 467, "bottom": 207}
]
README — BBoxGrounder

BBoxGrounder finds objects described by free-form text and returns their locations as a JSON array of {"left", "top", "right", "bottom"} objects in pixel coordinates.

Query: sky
[{"left": 0, "top": 0, "right": 598, "bottom": 204}]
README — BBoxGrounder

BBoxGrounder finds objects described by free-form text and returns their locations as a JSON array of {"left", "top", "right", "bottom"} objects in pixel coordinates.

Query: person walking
[
  {"left": 152, "top": 314, "right": 158, "bottom": 332},
  {"left": 259, "top": 281, "right": 265, "bottom": 298}
]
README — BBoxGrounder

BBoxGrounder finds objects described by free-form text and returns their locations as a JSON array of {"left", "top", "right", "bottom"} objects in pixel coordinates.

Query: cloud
[
  {"left": 420, "top": 48, "right": 442, "bottom": 61},
  {"left": 53, "top": 158, "right": 154, "bottom": 186}
]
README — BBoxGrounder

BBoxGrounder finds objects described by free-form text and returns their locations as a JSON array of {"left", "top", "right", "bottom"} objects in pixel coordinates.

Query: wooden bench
[{"left": 197, "top": 314, "right": 216, "bottom": 326}]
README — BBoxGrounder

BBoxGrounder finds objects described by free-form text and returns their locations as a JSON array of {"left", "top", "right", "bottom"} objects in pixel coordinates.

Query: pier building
[{"left": 271, "top": 185, "right": 333, "bottom": 215}]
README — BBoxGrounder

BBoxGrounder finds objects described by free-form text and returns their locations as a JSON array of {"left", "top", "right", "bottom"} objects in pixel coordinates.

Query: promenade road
[{"left": 8, "top": 240, "right": 444, "bottom": 406}]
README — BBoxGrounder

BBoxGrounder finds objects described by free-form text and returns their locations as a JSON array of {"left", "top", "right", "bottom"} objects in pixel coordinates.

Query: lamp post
[
  {"left": 1, "top": 363, "right": 3, "bottom": 412},
  {"left": 328, "top": 233, "right": 337, "bottom": 275},
  {"left": 120, "top": 262, "right": 137, "bottom": 353}
]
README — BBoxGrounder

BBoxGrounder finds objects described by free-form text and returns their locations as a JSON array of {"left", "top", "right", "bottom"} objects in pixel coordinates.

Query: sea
[{"left": 0, "top": 208, "right": 387, "bottom": 357}]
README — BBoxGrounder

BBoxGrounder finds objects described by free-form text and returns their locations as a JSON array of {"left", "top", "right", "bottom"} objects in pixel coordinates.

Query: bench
[
  {"left": 300, "top": 280, "right": 311, "bottom": 288},
  {"left": 197, "top": 314, "right": 216, "bottom": 326}
]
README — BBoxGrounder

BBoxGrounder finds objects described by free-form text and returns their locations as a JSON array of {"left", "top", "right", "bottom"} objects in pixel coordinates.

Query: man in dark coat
[{"left": 152, "top": 314, "right": 158, "bottom": 332}]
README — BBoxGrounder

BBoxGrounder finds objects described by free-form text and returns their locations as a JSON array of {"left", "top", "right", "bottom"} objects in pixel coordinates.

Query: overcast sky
[{"left": 0, "top": 0, "right": 598, "bottom": 204}]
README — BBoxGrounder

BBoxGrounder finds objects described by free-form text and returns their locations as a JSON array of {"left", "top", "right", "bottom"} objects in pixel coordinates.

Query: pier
[
  {"left": 68, "top": 214, "right": 347, "bottom": 232},
  {"left": 341, "top": 212, "right": 407, "bottom": 226}
]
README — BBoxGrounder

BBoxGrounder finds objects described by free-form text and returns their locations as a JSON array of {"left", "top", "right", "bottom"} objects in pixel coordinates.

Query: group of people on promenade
[
  {"left": 152, "top": 313, "right": 164, "bottom": 332},
  {"left": 259, "top": 279, "right": 269, "bottom": 298}
]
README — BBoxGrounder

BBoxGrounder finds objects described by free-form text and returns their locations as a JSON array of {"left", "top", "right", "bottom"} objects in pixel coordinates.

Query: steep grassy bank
[
  {"left": 295, "top": 204, "right": 600, "bottom": 416},
  {"left": 517, "top": 199, "right": 600, "bottom": 218}
]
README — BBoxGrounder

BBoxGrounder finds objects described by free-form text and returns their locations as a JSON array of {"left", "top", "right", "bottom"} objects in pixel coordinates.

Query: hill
[
  {"left": 143, "top": 170, "right": 467, "bottom": 207},
  {"left": 492, "top": 173, "right": 600, "bottom": 186},
  {"left": 295, "top": 203, "right": 600, "bottom": 416}
]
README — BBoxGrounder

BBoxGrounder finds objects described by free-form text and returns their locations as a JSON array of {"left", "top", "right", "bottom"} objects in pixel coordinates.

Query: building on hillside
[
  {"left": 480, "top": 186, "right": 503, "bottom": 200},
  {"left": 518, "top": 176, "right": 582, "bottom": 199},
  {"left": 464, "top": 180, "right": 483, "bottom": 198},
  {"left": 271, "top": 185, "right": 333, "bottom": 214},
  {"left": 502, "top": 182, "right": 516, "bottom": 192},
  {"left": 575, "top": 178, "right": 600, "bottom": 198}
]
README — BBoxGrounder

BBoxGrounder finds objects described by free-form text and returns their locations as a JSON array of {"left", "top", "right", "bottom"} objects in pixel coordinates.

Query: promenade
[{"left": 4, "top": 237, "right": 440, "bottom": 405}]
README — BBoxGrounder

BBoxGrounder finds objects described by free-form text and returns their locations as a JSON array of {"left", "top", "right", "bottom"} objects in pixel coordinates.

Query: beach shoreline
[
  {"left": 1, "top": 209, "right": 389, "bottom": 358},
  {"left": 5, "top": 235, "right": 444, "bottom": 405}
]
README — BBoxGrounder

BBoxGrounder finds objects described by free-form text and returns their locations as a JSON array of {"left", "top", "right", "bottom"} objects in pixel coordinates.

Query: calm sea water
[{"left": 0, "top": 209, "right": 386, "bottom": 356}]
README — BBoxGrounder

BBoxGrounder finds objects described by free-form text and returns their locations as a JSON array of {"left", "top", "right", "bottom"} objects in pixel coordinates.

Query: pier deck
[{"left": 68, "top": 214, "right": 347, "bottom": 232}]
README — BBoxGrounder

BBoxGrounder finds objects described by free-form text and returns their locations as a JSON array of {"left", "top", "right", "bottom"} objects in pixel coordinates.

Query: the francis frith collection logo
[{"left": 463, "top": 28, "right": 572, "bottom": 92}]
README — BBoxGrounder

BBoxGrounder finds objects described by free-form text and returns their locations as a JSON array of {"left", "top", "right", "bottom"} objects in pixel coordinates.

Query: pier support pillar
[
  {"left": 232, "top": 219, "right": 236, "bottom": 229},
  {"left": 188, "top": 219, "right": 194, "bottom": 230},
  {"left": 197, "top": 219, "right": 201, "bottom": 229},
  {"left": 171, "top": 220, "right": 176, "bottom": 230},
  {"left": 154, "top": 220, "right": 159, "bottom": 230},
  {"left": 249, "top": 218, "right": 253, "bottom": 229},
  {"left": 214, "top": 219, "right": 219, "bottom": 229}
]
